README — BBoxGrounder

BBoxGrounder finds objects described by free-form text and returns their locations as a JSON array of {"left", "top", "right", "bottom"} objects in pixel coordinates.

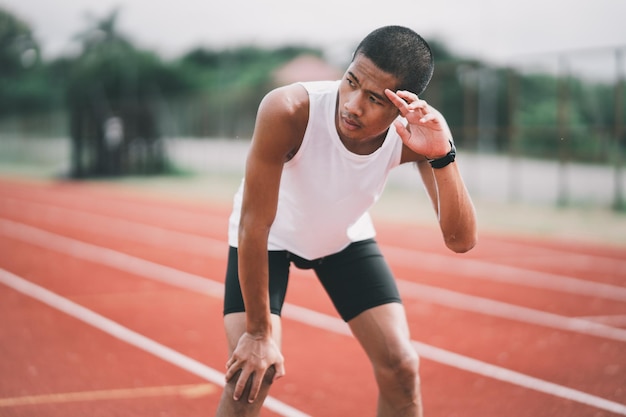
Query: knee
[
  {"left": 375, "top": 347, "right": 421, "bottom": 389},
  {"left": 218, "top": 366, "right": 276, "bottom": 414}
]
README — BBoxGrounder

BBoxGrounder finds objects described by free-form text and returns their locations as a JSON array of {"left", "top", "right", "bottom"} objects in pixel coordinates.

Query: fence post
[
  {"left": 507, "top": 68, "right": 520, "bottom": 203},
  {"left": 557, "top": 56, "right": 570, "bottom": 207},
  {"left": 614, "top": 48, "right": 625, "bottom": 211}
]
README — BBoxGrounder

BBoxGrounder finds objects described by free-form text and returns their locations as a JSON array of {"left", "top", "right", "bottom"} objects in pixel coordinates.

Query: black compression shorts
[{"left": 223, "top": 239, "right": 402, "bottom": 322}]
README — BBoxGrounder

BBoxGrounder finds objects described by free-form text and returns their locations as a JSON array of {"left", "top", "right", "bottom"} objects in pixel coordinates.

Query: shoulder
[
  {"left": 251, "top": 84, "right": 310, "bottom": 162},
  {"left": 258, "top": 83, "right": 310, "bottom": 128}
]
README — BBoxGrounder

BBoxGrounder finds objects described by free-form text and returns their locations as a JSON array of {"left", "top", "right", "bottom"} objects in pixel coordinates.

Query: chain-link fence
[
  {"left": 1, "top": 46, "right": 625, "bottom": 209},
  {"left": 422, "top": 45, "right": 625, "bottom": 209}
]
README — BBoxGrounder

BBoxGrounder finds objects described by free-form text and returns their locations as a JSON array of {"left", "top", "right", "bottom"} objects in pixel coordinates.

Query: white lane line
[
  {"left": 576, "top": 315, "right": 626, "bottom": 327},
  {"left": 285, "top": 304, "right": 626, "bottom": 416},
  {"left": 398, "top": 281, "right": 626, "bottom": 343},
  {"left": 0, "top": 383, "right": 217, "bottom": 407},
  {"left": 0, "top": 269, "right": 310, "bottom": 417},
  {"left": 450, "top": 238, "right": 626, "bottom": 270},
  {"left": 1, "top": 218, "right": 624, "bottom": 343},
  {"left": 0, "top": 197, "right": 224, "bottom": 257},
  {"left": 383, "top": 246, "right": 626, "bottom": 303},
  {"left": 2, "top": 195, "right": 626, "bottom": 301},
  {"left": 0, "top": 218, "right": 225, "bottom": 298},
  {"left": 1, "top": 219, "right": 625, "bottom": 414},
  {"left": 4, "top": 191, "right": 624, "bottom": 268},
  {"left": 411, "top": 341, "right": 626, "bottom": 415}
]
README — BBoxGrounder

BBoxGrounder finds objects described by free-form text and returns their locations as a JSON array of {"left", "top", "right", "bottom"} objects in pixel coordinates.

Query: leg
[
  {"left": 313, "top": 240, "right": 420, "bottom": 415},
  {"left": 216, "top": 247, "right": 290, "bottom": 416},
  {"left": 349, "top": 303, "right": 423, "bottom": 417},
  {"left": 215, "top": 312, "right": 283, "bottom": 417}
]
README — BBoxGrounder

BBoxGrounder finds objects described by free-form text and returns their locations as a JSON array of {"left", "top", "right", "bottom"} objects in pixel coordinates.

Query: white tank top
[{"left": 228, "top": 80, "right": 404, "bottom": 260}]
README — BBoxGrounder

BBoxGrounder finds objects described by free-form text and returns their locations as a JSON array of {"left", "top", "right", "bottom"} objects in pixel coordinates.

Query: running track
[{"left": 0, "top": 177, "right": 625, "bottom": 417}]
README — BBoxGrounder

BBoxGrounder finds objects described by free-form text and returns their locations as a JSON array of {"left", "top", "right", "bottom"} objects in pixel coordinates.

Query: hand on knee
[{"left": 226, "top": 365, "right": 278, "bottom": 403}]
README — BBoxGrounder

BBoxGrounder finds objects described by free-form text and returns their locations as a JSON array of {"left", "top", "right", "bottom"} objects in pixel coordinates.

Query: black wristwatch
[{"left": 428, "top": 140, "right": 456, "bottom": 169}]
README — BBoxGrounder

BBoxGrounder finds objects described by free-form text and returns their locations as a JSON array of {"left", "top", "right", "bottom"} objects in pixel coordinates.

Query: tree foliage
[
  {"left": 0, "top": 6, "right": 50, "bottom": 114},
  {"left": 64, "top": 9, "right": 196, "bottom": 177},
  {"left": 0, "top": 6, "right": 622, "bottom": 165},
  {"left": 67, "top": 9, "right": 192, "bottom": 105},
  {"left": 0, "top": 7, "right": 39, "bottom": 77}
]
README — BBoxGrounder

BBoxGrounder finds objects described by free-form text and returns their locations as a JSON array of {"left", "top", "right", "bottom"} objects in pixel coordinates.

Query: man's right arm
[{"left": 225, "top": 83, "right": 309, "bottom": 403}]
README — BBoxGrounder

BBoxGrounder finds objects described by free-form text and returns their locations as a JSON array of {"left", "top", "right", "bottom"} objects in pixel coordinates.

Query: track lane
[
  {"left": 2, "top": 177, "right": 625, "bottom": 267},
  {"left": 2, "top": 188, "right": 625, "bottom": 307},
  {"left": 6, "top": 249, "right": 624, "bottom": 415},
  {"left": 0, "top": 256, "right": 303, "bottom": 417},
  {"left": 0, "top": 278, "right": 222, "bottom": 417},
  {"left": 1, "top": 177, "right": 624, "bottom": 414},
  {"left": 1, "top": 179, "right": 624, "bottom": 291},
  {"left": 2, "top": 178, "right": 624, "bottom": 295},
  {"left": 2, "top": 190, "right": 625, "bottom": 339},
  {"left": 2, "top": 228, "right": 620, "bottom": 412},
  {"left": 2, "top": 214, "right": 624, "bottom": 345}
]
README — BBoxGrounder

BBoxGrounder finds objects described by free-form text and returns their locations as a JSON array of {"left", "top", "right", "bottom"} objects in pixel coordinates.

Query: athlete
[{"left": 215, "top": 25, "right": 478, "bottom": 417}]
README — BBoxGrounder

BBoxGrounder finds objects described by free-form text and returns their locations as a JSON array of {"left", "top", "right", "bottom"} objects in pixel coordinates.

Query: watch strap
[{"left": 428, "top": 140, "right": 456, "bottom": 169}]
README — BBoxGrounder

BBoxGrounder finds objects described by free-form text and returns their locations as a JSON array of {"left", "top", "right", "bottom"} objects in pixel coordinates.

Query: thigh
[
  {"left": 223, "top": 247, "right": 291, "bottom": 316},
  {"left": 348, "top": 303, "right": 414, "bottom": 367},
  {"left": 314, "top": 239, "right": 402, "bottom": 322}
]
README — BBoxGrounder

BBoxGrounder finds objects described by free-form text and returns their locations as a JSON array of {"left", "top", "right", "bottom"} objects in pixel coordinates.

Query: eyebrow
[{"left": 348, "top": 71, "right": 389, "bottom": 103}]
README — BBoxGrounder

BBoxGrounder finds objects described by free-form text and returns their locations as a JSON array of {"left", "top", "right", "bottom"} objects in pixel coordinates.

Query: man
[{"left": 216, "top": 25, "right": 477, "bottom": 417}]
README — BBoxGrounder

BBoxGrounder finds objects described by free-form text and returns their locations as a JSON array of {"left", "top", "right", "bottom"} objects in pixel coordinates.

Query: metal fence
[{"left": 1, "top": 46, "right": 624, "bottom": 209}]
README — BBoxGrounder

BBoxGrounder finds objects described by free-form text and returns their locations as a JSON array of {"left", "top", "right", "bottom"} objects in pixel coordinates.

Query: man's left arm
[
  {"left": 416, "top": 157, "right": 477, "bottom": 253},
  {"left": 386, "top": 89, "right": 477, "bottom": 253}
]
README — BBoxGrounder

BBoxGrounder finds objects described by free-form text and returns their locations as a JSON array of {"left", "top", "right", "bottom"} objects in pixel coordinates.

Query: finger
[
  {"left": 406, "top": 99, "right": 430, "bottom": 119},
  {"left": 384, "top": 89, "right": 410, "bottom": 114},
  {"left": 395, "top": 90, "right": 419, "bottom": 103},
  {"left": 392, "top": 119, "right": 411, "bottom": 143},
  {"left": 225, "top": 356, "right": 235, "bottom": 369},
  {"left": 233, "top": 369, "right": 252, "bottom": 401},
  {"left": 247, "top": 372, "right": 263, "bottom": 403},
  {"left": 409, "top": 100, "right": 428, "bottom": 112},
  {"left": 389, "top": 90, "right": 432, "bottom": 120},
  {"left": 224, "top": 359, "right": 241, "bottom": 382},
  {"left": 273, "top": 361, "right": 286, "bottom": 381},
  {"left": 419, "top": 113, "right": 437, "bottom": 124}
]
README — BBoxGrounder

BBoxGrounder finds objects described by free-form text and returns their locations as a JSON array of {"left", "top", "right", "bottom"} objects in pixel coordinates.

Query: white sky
[{"left": 3, "top": 0, "right": 626, "bottom": 74}]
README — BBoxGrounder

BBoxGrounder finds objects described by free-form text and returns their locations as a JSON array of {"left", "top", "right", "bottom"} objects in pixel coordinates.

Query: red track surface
[{"left": 1, "top": 177, "right": 625, "bottom": 416}]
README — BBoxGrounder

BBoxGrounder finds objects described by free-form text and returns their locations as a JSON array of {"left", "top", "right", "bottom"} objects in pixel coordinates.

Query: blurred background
[{"left": 0, "top": 0, "right": 625, "bottom": 220}]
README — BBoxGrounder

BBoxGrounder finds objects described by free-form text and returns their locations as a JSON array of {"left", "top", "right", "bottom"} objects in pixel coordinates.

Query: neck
[{"left": 339, "top": 130, "right": 388, "bottom": 155}]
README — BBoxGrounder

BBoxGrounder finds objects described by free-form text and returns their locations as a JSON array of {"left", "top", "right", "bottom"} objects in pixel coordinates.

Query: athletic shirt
[{"left": 228, "top": 80, "right": 404, "bottom": 260}]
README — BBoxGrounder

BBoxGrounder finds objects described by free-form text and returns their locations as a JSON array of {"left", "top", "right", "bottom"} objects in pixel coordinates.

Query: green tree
[
  {"left": 174, "top": 45, "right": 323, "bottom": 138},
  {"left": 66, "top": 8, "right": 192, "bottom": 177},
  {"left": 0, "top": 6, "right": 50, "bottom": 115},
  {"left": 0, "top": 6, "right": 39, "bottom": 77}
]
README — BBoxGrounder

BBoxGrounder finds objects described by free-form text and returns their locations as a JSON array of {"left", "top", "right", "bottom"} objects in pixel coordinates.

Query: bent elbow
[{"left": 445, "top": 233, "right": 478, "bottom": 254}]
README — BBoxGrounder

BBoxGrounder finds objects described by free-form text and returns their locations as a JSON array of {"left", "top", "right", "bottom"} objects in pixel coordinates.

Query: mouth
[{"left": 340, "top": 113, "right": 362, "bottom": 130}]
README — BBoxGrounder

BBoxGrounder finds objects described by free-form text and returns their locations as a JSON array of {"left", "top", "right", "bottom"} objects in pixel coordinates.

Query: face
[{"left": 336, "top": 54, "right": 401, "bottom": 145}]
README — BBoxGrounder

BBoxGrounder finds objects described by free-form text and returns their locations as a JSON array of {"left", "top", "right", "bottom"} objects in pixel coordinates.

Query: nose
[{"left": 344, "top": 91, "right": 364, "bottom": 117}]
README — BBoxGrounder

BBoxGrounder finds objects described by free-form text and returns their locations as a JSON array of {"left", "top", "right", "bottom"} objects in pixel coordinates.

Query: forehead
[{"left": 346, "top": 54, "right": 400, "bottom": 92}]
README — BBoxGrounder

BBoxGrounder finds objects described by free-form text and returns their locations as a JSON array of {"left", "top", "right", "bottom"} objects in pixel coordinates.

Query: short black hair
[{"left": 353, "top": 25, "right": 434, "bottom": 95}]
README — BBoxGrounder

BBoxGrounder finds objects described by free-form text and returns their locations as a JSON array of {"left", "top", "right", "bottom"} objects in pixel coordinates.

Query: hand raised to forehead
[{"left": 384, "top": 89, "right": 453, "bottom": 159}]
